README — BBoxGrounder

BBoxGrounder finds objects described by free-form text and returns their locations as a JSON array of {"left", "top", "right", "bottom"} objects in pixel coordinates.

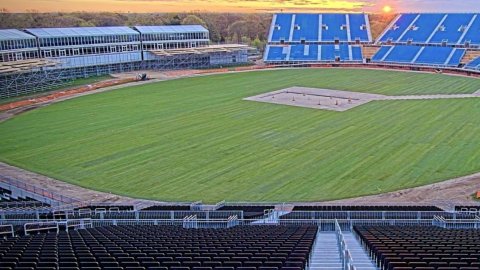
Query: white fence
[{"left": 432, "top": 215, "right": 480, "bottom": 229}]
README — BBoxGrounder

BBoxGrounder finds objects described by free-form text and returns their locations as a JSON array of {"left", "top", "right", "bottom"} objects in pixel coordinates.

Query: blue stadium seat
[
  {"left": 265, "top": 44, "right": 363, "bottom": 62},
  {"left": 415, "top": 46, "right": 453, "bottom": 65},
  {"left": 384, "top": 45, "right": 422, "bottom": 63},
  {"left": 339, "top": 44, "right": 350, "bottom": 60},
  {"left": 320, "top": 45, "right": 336, "bottom": 61},
  {"left": 429, "top": 14, "right": 475, "bottom": 45},
  {"left": 465, "top": 57, "right": 480, "bottom": 70},
  {"left": 372, "top": 45, "right": 465, "bottom": 67},
  {"left": 371, "top": 46, "right": 392, "bottom": 61},
  {"left": 348, "top": 14, "right": 370, "bottom": 42},
  {"left": 318, "top": 45, "right": 358, "bottom": 61},
  {"left": 379, "top": 14, "right": 419, "bottom": 43},
  {"left": 321, "top": 14, "right": 348, "bottom": 41},
  {"left": 270, "top": 14, "right": 294, "bottom": 42},
  {"left": 268, "top": 12, "right": 372, "bottom": 44},
  {"left": 289, "top": 44, "right": 319, "bottom": 61},
  {"left": 265, "top": 46, "right": 288, "bottom": 61},
  {"left": 292, "top": 14, "right": 319, "bottom": 42},
  {"left": 380, "top": 13, "right": 480, "bottom": 47},
  {"left": 461, "top": 15, "right": 480, "bottom": 46},
  {"left": 351, "top": 46, "right": 363, "bottom": 61},
  {"left": 445, "top": 49, "right": 465, "bottom": 67},
  {"left": 399, "top": 14, "right": 445, "bottom": 43}
]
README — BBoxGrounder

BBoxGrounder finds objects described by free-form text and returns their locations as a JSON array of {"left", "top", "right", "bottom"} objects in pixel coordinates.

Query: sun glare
[{"left": 383, "top": 5, "right": 393, "bottom": 13}]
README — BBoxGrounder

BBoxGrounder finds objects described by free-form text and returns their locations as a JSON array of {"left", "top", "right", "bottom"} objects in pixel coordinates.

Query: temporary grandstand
[
  {"left": 0, "top": 25, "right": 250, "bottom": 99},
  {"left": 376, "top": 13, "right": 480, "bottom": 46},
  {"left": 1, "top": 179, "right": 480, "bottom": 270},
  {"left": 371, "top": 13, "right": 480, "bottom": 68},
  {"left": 263, "top": 12, "right": 480, "bottom": 74},
  {"left": 265, "top": 13, "right": 372, "bottom": 63}
]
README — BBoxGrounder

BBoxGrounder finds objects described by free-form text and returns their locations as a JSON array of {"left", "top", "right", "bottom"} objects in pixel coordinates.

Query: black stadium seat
[
  {"left": 0, "top": 225, "right": 317, "bottom": 270},
  {"left": 354, "top": 226, "right": 480, "bottom": 270}
]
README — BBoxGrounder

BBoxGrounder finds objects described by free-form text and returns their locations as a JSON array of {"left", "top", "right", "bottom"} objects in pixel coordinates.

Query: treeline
[
  {"left": 0, "top": 10, "right": 395, "bottom": 50},
  {"left": 0, "top": 10, "right": 272, "bottom": 50}
]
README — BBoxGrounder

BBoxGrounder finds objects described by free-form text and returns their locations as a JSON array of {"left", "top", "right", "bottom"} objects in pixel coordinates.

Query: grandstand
[
  {"left": 1, "top": 171, "right": 480, "bottom": 270},
  {"left": 265, "top": 13, "right": 371, "bottom": 63},
  {"left": 377, "top": 13, "right": 480, "bottom": 46},
  {"left": 0, "top": 190, "right": 479, "bottom": 270},
  {"left": 263, "top": 12, "right": 480, "bottom": 74},
  {"left": 268, "top": 13, "right": 371, "bottom": 43},
  {"left": 25, "top": 26, "right": 142, "bottom": 71},
  {"left": 0, "top": 29, "right": 39, "bottom": 62},
  {"left": 0, "top": 25, "right": 250, "bottom": 99},
  {"left": 355, "top": 226, "right": 480, "bottom": 269},
  {"left": 465, "top": 57, "right": 480, "bottom": 71},
  {"left": 371, "top": 13, "right": 480, "bottom": 68},
  {"left": 371, "top": 45, "right": 465, "bottom": 67}
]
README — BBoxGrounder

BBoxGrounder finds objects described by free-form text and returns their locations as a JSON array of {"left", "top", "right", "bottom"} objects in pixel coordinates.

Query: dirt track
[
  {"left": 0, "top": 162, "right": 159, "bottom": 208},
  {"left": 1, "top": 160, "right": 479, "bottom": 209},
  {"left": 0, "top": 68, "right": 479, "bottom": 208}
]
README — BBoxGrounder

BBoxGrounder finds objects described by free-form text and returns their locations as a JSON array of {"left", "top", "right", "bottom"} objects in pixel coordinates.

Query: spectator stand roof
[
  {"left": 25, "top": 26, "right": 139, "bottom": 38},
  {"left": 134, "top": 25, "right": 209, "bottom": 34},
  {"left": 0, "top": 29, "right": 36, "bottom": 41}
]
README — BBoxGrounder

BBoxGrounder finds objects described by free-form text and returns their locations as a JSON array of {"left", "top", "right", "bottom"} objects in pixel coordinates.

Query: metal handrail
[
  {"left": 23, "top": 221, "right": 59, "bottom": 236},
  {"left": 0, "top": 176, "right": 79, "bottom": 204},
  {"left": 0, "top": 224, "right": 14, "bottom": 237},
  {"left": 432, "top": 215, "right": 480, "bottom": 229},
  {"left": 335, "top": 219, "right": 357, "bottom": 270},
  {"left": 0, "top": 200, "right": 47, "bottom": 207}
]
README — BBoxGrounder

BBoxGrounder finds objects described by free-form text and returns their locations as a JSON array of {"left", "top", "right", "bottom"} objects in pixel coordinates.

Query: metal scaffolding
[{"left": 0, "top": 45, "right": 251, "bottom": 99}]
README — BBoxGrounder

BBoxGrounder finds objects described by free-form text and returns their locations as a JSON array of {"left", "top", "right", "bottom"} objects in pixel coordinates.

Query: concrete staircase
[
  {"left": 343, "top": 233, "right": 377, "bottom": 270},
  {"left": 361, "top": 45, "right": 381, "bottom": 60},
  {"left": 309, "top": 232, "right": 343, "bottom": 270}
]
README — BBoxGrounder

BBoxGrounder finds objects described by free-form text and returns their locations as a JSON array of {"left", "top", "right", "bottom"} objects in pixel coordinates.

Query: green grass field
[{"left": 1, "top": 68, "right": 480, "bottom": 202}]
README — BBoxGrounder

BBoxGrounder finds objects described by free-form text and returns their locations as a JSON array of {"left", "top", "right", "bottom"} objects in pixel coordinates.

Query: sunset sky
[{"left": 2, "top": 0, "right": 480, "bottom": 13}]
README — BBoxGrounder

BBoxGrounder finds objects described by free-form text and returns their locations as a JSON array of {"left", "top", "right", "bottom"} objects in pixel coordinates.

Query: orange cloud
[
  {"left": 2, "top": 0, "right": 480, "bottom": 13},
  {"left": 2, "top": 0, "right": 374, "bottom": 13}
]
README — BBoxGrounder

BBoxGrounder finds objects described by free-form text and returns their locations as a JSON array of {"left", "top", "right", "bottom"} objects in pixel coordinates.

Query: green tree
[
  {"left": 182, "top": 14, "right": 207, "bottom": 28},
  {"left": 251, "top": 37, "right": 265, "bottom": 51}
]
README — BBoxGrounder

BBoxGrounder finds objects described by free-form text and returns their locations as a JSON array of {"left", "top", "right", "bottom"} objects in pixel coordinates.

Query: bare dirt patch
[
  {"left": 0, "top": 162, "right": 159, "bottom": 208},
  {"left": 1, "top": 159, "right": 479, "bottom": 209},
  {"left": 311, "top": 172, "right": 480, "bottom": 210}
]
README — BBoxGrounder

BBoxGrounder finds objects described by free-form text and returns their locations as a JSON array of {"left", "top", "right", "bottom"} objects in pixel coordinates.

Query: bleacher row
[
  {"left": 265, "top": 12, "right": 480, "bottom": 71},
  {"left": 266, "top": 44, "right": 363, "bottom": 62},
  {"left": 371, "top": 46, "right": 465, "bottom": 67},
  {"left": 378, "top": 14, "right": 480, "bottom": 46},
  {"left": 0, "top": 225, "right": 317, "bottom": 270},
  {"left": 355, "top": 226, "right": 480, "bottom": 270},
  {"left": 4, "top": 204, "right": 479, "bottom": 226},
  {"left": 1, "top": 190, "right": 480, "bottom": 270},
  {"left": 0, "top": 187, "right": 50, "bottom": 211},
  {"left": 465, "top": 57, "right": 480, "bottom": 71},
  {"left": 269, "top": 13, "right": 371, "bottom": 43}
]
